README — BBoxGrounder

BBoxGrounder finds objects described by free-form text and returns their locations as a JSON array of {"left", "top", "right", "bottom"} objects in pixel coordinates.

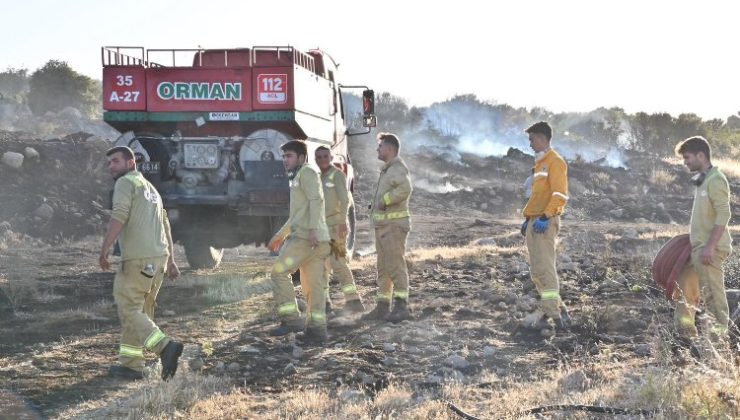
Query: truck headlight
[{"left": 183, "top": 143, "right": 220, "bottom": 169}]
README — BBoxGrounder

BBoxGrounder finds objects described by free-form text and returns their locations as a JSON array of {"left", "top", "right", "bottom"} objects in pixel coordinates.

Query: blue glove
[
  {"left": 520, "top": 219, "right": 528, "bottom": 236},
  {"left": 533, "top": 216, "right": 549, "bottom": 234}
]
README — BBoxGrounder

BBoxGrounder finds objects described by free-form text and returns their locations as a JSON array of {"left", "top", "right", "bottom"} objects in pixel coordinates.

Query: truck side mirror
[{"left": 362, "top": 90, "right": 377, "bottom": 127}]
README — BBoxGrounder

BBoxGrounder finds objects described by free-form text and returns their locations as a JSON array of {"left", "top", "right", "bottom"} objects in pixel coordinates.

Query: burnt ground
[{"left": 1, "top": 131, "right": 740, "bottom": 418}]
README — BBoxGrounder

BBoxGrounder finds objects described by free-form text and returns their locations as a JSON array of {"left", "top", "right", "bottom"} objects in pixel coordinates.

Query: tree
[
  {"left": 28, "top": 60, "right": 100, "bottom": 118},
  {"left": 0, "top": 67, "right": 29, "bottom": 100}
]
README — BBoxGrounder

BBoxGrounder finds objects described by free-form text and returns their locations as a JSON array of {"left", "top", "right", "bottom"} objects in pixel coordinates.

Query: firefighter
[
  {"left": 362, "top": 133, "right": 413, "bottom": 323},
  {"left": 267, "top": 140, "right": 331, "bottom": 344},
  {"left": 520, "top": 121, "right": 571, "bottom": 331},
  {"left": 315, "top": 146, "right": 365, "bottom": 315},
  {"left": 673, "top": 136, "right": 733, "bottom": 340},
  {"left": 99, "top": 146, "right": 183, "bottom": 381}
]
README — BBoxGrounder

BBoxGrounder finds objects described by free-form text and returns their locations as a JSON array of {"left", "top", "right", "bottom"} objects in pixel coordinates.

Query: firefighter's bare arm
[{"left": 100, "top": 218, "right": 124, "bottom": 270}]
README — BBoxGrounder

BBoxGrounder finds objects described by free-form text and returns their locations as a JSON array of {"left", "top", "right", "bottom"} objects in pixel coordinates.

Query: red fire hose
[{"left": 651, "top": 234, "right": 692, "bottom": 300}]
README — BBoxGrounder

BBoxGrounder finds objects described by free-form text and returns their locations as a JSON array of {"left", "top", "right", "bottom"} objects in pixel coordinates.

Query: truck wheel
[{"left": 184, "top": 241, "right": 224, "bottom": 269}]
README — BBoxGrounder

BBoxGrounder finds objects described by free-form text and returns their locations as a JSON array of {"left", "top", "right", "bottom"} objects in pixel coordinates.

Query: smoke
[{"left": 401, "top": 98, "right": 630, "bottom": 169}]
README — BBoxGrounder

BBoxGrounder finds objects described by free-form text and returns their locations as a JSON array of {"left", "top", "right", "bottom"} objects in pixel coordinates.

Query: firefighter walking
[
  {"left": 315, "top": 146, "right": 365, "bottom": 315},
  {"left": 673, "top": 136, "right": 733, "bottom": 341},
  {"left": 362, "top": 133, "right": 413, "bottom": 323},
  {"left": 99, "top": 146, "right": 183, "bottom": 381},
  {"left": 267, "top": 140, "right": 331, "bottom": 344},
  {"left": 520, "top": 122, "right": 571, "bottom": 331}
]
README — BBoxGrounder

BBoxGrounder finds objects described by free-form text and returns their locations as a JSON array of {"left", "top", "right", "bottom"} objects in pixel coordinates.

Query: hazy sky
[{"left": 2, "top": 0, "right": 738, "bottom": 119}]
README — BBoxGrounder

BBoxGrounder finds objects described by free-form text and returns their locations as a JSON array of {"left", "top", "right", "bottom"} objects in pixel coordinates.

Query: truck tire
[{"left": 184, "top": 241, "right": 224, "bottom": 269}]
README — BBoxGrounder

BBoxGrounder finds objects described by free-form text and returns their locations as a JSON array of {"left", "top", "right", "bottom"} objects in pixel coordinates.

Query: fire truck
[{"left": 101, "top": 46, "right": 375, "bottom": 269}]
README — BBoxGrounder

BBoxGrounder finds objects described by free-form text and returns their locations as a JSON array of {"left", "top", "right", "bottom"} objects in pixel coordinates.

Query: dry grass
[
  {"left": 650, "top": 167, "right": 677, "bottom": 187},
  {"left": 407, "top": 244, "right": 524, "bottom": 263},
  {"left": 663, "top": 155, "right": 740, "bottom": 181},
  {"left": 592, "top": 171, "right": 612, "bottom": 188}
]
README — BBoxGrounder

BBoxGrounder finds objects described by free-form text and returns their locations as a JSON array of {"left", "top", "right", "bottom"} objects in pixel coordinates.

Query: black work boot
[
  {"left": 386, "top": 298, "right": 412, "bottom": 323},
  {"left": 269, "top": 318, "right": 305, "bottom": 336},
  {"left": 296, "top": 325, "right": 329, "bottom": 345},
  {"left": 556, "top": 307, "right": 572, "bottom": 331},
  {"left": 361, "top": 300, "right": 391, "bottom": 321},
  {"left": 160, "top": 340, "right": 184, "bottom": 380},
  {"left": 341, "top": 299, "right": 366, "bottom": 315},
  {"left": 108, "top": 365, "right": 144, "bottom": 380}
]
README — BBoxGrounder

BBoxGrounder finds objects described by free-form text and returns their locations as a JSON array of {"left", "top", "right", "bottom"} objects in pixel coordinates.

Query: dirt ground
[{"left": 1, "top": 132, "right": 740, "bottom": 419}]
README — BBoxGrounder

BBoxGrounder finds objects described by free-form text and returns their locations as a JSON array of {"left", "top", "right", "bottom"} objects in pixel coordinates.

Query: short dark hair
[
  {"left": 377, "top": 132, "right": 401, "bottom": 151},
  {"left": 675, "top": 136, "right": 712, "bottom": 160},
  {"left": 280, "top": 140, "right": 308, "bottom": 157},
  {"left": 106, "top": 146, "right": 135, "bottom": 161},
  {"left": 315, "top": 146, "right": 330, "bottom": 154},
  {"left": 525, "top": 121, "right": 552, "bottom": 141}
]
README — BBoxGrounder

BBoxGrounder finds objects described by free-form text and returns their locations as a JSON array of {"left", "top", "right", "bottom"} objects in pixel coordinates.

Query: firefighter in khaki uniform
[
  {"left": 267, "top": 140, "right": 331, "bottom": 344},
  {"left": 673, "top": 136, "right": 733, "bottom": 340},
  {"left": 99, "top": 146, "right": 183, "bottom": 381},
  {"left": 520, "top": 122, "right": 571, "bottom": 331},
  {"left": 315, "top": 146, "right": 365, "bottom": 315},
  {"left": 362, "top": 133, "right": 413, "bottom": 323}
]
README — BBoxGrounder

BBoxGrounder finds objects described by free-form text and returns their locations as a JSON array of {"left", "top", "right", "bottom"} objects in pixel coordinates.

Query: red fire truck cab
[{"left": 101, "top": 46, "right": 375, "bottom": 269}]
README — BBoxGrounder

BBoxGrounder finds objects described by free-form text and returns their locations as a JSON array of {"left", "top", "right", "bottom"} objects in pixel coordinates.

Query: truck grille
[{"left": 183, "top": 142, "right": 220, "bottom": 169}]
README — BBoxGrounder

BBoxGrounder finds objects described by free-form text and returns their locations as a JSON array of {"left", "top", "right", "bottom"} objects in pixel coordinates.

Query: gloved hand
[
  {"left": 533, "top": 216, "right": 549, "bottom": 234},
  {"left": 520, "top": 219, "right": 528, "bottom": 236}
]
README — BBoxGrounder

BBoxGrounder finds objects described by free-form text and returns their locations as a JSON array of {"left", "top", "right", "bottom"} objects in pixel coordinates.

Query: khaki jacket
[
  {"left": 277, "top": 165, "right": 330, "bottom": 241},
  {"left": 372, "top": 156, "right": 412, "bottom": 227},
  {"left": 322, "top": 166, "right": 352, "bottom": 227}
]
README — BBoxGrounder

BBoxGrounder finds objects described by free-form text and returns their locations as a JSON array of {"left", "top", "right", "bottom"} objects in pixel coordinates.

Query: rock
[
  {"left": 339, "top": 390, "right": 366, "bottom": 403},
  {"left": 559, "top": 262, "right": 579, "bottom": 272},
  {"left": 240, "top": 345, "right": 261, "bottom": 354},
  {"left": 444, "top": 354, "right": 470, "bottom": 370},
  {"left": 475, "top": 237, "right": 497, "bottom": 246},
  {"left": 0, "top": 221, "right": 11, "bottom": 233},
  {"left": 227, "top": 362, "right": 240, "bottom": 373},
  {"left": 383, "top": 343, "right": 397, "bottom": 352},
  {"left": 596, "top": 197, "right": 614, "bottom": 210},
  {"left": 635, "top": 218, "right": 649, "bottom": 224},
  {"left": 189, "top": 357, "right": 204, "bottom": 371},
  {"left": 634, "top": 344, "right": 652, "bottom": 357},
  {"left": 425, "top": 374, "right": 443, "bottom": 385},
  {"left": 479, "top": 202, "right": 488, "bottom": 210},
  {"left": 521, "top": 311, "right": 544, "bottom": 328},
  {"left": 559, "top": 369, "right": 590, "bottom": 391},
  {"left": 215, "top": 361, "right": 226, "bottom": 372},
  {"left": 382, "top": 357, "right": 397, "bottom": 366},
  {"left": 33, "top": 204, "right": 54, "bottom": 221},
  {"left": 540, "top": 328, "right": 555, "bottom": 338},
  {"left": 162, "top": 309, "right": 176, "bottom": 316},
  {"left": 608, "top": 208, "right": 624, "bottom": 218},
  {"left": 504, "top": 292, "right": 518, "bottom": 304},
  {"left": 445, "top": 370, "right": 466, "bottom": 383},
  {"left": 516, "top": 299, "right": 534, "bottom": 312},
  {"left": 283, "top": 363, "right": 297, "bottom": 375},
  {"left": 1, "top": 151, "right": 24, "bottom": 169},
  {"left": 24, "top": 147, "right": 40, "bottom": 160},
  {"left": 497, "top": 302, "right": 508, "bottom": 311},
  {"left": 292, "top": 346, "right": 304, "bottom": 359},
  {"left": 360, "top": 373, "right": 375, "bottom": 385},
  {"left": 559, "top": 254, "right": 572, "bottom": 264},
  {"left": 483, "top": 346, "right": 496, "bottom": 358},
  {"left": 623, "top": 228, "right": 639, "bottom": 239}
]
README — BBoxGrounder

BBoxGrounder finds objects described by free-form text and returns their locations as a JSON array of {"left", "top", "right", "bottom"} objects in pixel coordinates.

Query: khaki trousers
[
  {"left": 325, "top": 224, "right": 360, "bottom": 302},
  {"left": 525, "top": 216, "right": 566, "bottom": 319},
  {"left": 271, "top": 237, "right": 330, "bottom": 327},
  {"left": 374, "top": 220, "right": 410, "bottom": 302},
  {"left": 112, "top": 256, "right": 170, "bottom": 371},
  {"left": 674, "top": 246, "right": 730, "bottom": 337}
]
